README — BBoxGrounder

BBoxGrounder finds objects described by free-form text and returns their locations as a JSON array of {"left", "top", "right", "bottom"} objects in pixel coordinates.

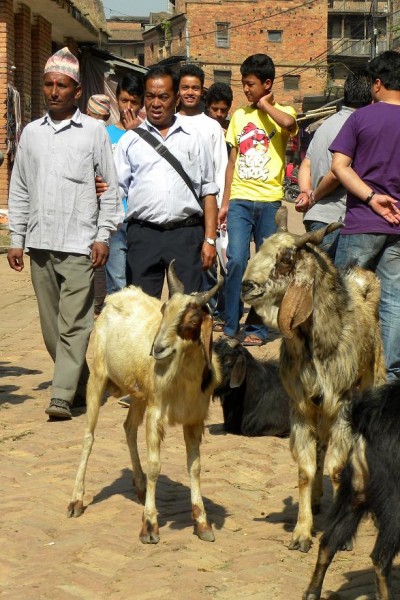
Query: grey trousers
[{"left": 30, "top": 249, "right": 94, "bottom": 403}]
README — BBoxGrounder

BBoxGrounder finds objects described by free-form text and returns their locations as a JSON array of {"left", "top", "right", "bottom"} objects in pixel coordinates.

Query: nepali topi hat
[
  {"left": 44, "top": 47, "right": 80, "bottom": 83},
  {"left": 87, "top": 94, "right": 111, "bottom": 117}
]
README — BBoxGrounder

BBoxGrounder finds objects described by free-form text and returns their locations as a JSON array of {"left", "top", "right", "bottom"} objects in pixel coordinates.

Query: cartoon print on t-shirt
[{"left": 237, "top": 122, "right": 276, "bottom": 181}]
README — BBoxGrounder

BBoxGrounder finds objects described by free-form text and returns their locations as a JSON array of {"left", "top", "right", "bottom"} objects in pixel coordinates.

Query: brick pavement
[{"left": 1, "top": 203, "right": 397, "bottom": 599}]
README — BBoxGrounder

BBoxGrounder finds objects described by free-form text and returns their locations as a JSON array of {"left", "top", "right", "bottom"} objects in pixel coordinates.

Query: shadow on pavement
[{"left": 90, "top": 468, "right": 228, "bottom": 533}]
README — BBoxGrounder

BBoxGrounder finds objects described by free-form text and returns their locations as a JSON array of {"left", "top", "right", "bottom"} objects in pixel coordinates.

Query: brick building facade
[
  {"left": 143, "top": 0, "right": 329, "bottom": 113},
  {"left": 0, "top": 0, "right": 107, "bottom": 208}
]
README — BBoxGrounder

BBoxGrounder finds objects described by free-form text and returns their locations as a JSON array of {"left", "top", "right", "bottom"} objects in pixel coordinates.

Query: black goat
[
  {"left": 304, "top": 380, "right": 400, "bottom": 600},
  {"left": 213, "top": 337, "right": 290, "bottom": 437}
]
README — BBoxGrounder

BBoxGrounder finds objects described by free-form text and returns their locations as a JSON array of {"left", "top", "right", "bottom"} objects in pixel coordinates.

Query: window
[
  {"left": 283, "top": 75, "right": 300, "bottom": 91},
  {"left": 216, "top": 22, "right": 230, "bottom": 48},
  {"left": 267, "top": 30, "right": 282, "bottom": 42},
  {"left": 214, "top": 70, "right": 232, "bottom": 85}
]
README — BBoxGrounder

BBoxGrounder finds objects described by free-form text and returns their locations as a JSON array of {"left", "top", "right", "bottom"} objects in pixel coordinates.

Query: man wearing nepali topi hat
[{"left": 7, "top": 47, "right": 123, "bottom": 421}]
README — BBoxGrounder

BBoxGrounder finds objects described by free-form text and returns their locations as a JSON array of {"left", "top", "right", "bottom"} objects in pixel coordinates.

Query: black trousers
[{"left": 126, "top": 221, "right": 204, "bottom": 298}]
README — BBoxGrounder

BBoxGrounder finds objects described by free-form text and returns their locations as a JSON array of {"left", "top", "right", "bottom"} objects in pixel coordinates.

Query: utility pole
[{"left": 371, "top": 0, "right": 378, "bottom": 58}]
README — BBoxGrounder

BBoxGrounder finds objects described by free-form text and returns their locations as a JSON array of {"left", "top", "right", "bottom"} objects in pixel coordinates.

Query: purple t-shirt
[{"left": 329, "top": 102, "right": 400, "bottom": 235}]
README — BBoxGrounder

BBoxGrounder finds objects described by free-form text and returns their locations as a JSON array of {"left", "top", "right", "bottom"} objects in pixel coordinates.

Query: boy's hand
[
  {"left": 122, "top": 109, "right": 140, "bottom": 131},
  {"left": 257, "top": 91, "right": 275, "bottom": 111}
]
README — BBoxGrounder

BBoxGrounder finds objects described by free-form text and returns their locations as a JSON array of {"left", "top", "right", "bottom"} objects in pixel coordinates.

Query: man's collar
[
  {"left": 41, "top": 106, "right": 82, "bottom": 126},
  {"left": 144, "top": 113, "right": 190, "bottom": 137}
]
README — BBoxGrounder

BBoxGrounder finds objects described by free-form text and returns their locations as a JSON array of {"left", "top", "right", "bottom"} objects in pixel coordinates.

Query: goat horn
[
  {"left": 293, "top": 222, "right": 343, "bottom": 248},
  {"left": 167, "top": 259, "right": 185, "bottom": 295},
  {"left": 275, "top": 206, "right": 288, "bottom": 232},
  {"left": 192, "top": 273, "right": 224, "bottom": 305}
]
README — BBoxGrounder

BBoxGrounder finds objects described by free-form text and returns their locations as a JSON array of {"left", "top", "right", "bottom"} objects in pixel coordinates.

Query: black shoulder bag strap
[{"left": 134, "top": 127, "right": 201, "bottom": 207}]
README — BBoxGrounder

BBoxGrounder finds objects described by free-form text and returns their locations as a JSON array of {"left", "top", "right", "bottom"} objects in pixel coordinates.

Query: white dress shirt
[{"left": 114, "top": 114, "right": 218, "bottom": 225}]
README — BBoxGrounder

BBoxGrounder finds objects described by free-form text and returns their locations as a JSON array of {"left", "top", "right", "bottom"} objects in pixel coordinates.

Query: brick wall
[
  {"left": 14, "top": 4, "right": 32, "bottom": 127},
  {"left": 185, "top": 0, "right": 328, "bottom": 113},
  {"left": 31, "top": 14, "right": 52, "bottom": 120},
  {"left": 0, "top": 0, "right": 15, "bottom": 207}
]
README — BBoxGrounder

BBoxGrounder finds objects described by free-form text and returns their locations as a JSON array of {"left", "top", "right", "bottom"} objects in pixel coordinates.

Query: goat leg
[
  {"left": 184, "top": 423, "right": 215, "bottom": 542},
  {"left": 67, "top": 374, "right": 104, "bottom": 518},
  {"left": 140, "top": 406, "right": 162, "bottom": 544},
  {"left": 124, "top": 397, "right": 147, "bottom": 504},
  {"left": 289, "top": 421, "right": 316, "bottom": 552}
]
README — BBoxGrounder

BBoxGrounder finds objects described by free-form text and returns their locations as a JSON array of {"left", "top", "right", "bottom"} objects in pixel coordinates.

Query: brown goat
[
  {"left": 68, "top": 262, "right": 222, "bottom": 544},
  {"left": 241, "top": 206, "right": 386, "bottom": 553}
]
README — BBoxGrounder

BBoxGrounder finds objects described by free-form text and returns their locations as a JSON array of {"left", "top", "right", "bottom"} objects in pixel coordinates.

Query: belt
[{"left": 127, "top": 214, "right": 204, "bottom": 231}]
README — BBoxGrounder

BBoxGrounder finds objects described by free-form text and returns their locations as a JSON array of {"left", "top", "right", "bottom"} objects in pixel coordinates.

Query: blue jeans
[
  {"left": 304, "top": 219, "right": 342, "bottom": 261},
  {"left": 335, "top": 233, "right": 400, "bottom": 381},
  {"left": 105, "top": 222, "right": 128, "bottom": 295},
  {"left": 224, "top": 199, "right": 281, "bottom": 340}
]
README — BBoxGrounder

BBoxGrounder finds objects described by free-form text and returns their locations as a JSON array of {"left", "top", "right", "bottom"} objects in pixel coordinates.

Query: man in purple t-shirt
[{"left": 330, "top": 50, "right": 400, "bottom": 381}]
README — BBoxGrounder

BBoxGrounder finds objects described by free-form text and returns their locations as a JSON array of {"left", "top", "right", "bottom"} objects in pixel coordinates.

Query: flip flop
[{"left": 242, "top": 335, "right": 266, "bottom": 347}]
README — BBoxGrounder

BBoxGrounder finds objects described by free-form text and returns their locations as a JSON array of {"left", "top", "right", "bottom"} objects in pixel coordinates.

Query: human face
[
  {"left": 117, "top": 90, "right": 143, "bottom": 119},
  {"left": 207, "top": 100, "right": 230, "bottom": 126},
  {"left": 144, "top": 76, "right": 177, "bottom": 130},
  {"left": 178, "top": 75, "right": 203, "bottom": 114},
  {"left": 43, "top": 73, "right": 81, "bottom": 119},
  {"left": 241, "top": 74, "right": 272, "bottom": 105}
]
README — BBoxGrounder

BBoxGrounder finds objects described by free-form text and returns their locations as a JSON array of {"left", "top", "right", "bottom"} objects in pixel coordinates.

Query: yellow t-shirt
[{"left": 226, "top": 103, "right": 298, "bottom": 201}]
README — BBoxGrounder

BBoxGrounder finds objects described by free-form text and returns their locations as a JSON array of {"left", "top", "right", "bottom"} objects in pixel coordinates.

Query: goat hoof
[
  {"left": 67, "top": 500, "right": 84, "bottom": 518},
  {"left": 288, "top": 538, "right": 312, "bottom": 553},
  {"left": 302, "top": 591, "right": 320, "bottom": 600},
  {"left": 196, "top": 523, "right": 215, "bottom": 542},
  {"left": 341, "top": 539, "right": 353, "bottom": 551},
  {"left": 139, "top": 519, "right": 160, "bottom": 544}
]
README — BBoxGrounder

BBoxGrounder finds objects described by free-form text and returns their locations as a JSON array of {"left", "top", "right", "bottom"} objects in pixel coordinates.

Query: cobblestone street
[{"left": 1, "top": 204, "right": 398, "bottom": 599}]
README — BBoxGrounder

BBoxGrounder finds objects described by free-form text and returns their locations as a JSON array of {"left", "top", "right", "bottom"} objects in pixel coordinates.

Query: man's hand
[
  {"left": 295, "top": 190, "right": 313, "bottom": 213},
  {"left": 218, "top": 205, "right": 228, "bottom": 230},
  {"left": 7, "top": 248, "right": 24, "bottom": 272},
  {"left": 201, "top": 241, "right": 216, "bottom": 271},
  {"left": 95, "top": 175, "right": 108, "bottom": 198},
  {"left": 369, "top": 195, "right": 400, "bottom": 225},
  {"left": 91, "top": 241, "right": 109, "bottom": 268},
  {"left": 121, "top": 109, "right": 140, "bottom": 131}
]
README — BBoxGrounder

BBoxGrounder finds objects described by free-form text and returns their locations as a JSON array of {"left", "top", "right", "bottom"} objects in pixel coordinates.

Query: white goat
[
  {"left": 241, "top": 206, "right": 386, "bottom": 553},
  {"left": 68, "top": 262, "right": 222, "bottom": 544}
]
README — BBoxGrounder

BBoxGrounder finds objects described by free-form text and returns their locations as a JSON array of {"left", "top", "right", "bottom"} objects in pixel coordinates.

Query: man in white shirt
[
  {"left": 114, "top": 65, "right": 218, "bottom": 298},
  {"left": 7, "top": 47, "right": 121, "bottom": 420},
  {"left": 177, "top": 64, "right": 228, "bottom": 318}
]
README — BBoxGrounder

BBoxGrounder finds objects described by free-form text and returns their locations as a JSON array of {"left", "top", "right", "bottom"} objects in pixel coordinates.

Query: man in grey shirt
[
  {"left": 7, "top": 47, "right": 121, "bottom": 420},
  {"left": 295, "top": 72, "right": 371, "bottom": 258}
]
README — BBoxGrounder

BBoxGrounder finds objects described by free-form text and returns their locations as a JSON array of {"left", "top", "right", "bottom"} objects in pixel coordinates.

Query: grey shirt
[
  {"left": 304, "top": 106, "right": 355, "bottom": 224},
  {"left": 8, "top": 108, "right": 123, "bottom": 255}
]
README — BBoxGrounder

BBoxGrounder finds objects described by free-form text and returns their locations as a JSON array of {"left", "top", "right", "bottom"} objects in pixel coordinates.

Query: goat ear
[
  {"left": 229, "top": 353, "right": 247, "bottom": 388},
  {"left": 200, "top": 311, "right": 213, "bottom": 371},
  {"left": 278, "top": 280, "right": 313, "bottom": 338}
]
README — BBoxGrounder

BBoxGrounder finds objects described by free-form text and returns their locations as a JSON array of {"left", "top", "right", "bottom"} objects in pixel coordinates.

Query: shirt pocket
[{"left": 61, "top": 148, "right": 93, "bottom": 184}]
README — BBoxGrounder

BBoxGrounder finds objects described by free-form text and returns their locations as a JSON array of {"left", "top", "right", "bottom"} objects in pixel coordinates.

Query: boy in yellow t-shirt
[{"left": 219, "top": 53, "right": 298, "bottom": 345}]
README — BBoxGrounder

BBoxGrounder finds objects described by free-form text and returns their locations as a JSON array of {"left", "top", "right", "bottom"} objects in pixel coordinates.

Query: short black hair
[
  {"left": 368, "top": 51, "right": 400, "bottom": 91},
  {"left": 178, "top": 63, "right": 205, "bottom": 87},
  {"left": 144, "top": 65, "right": 179, "bottom": 94},
  {"left": 240, "top": 54, "right": 275, "bottom": 84},
  {"left": 205, "top": 82, "right": 233, "bottom": 108},
  {"left": 116, "top": 74, "right": 144, "bottom": 98},
  {"left": 343, "top": 72, "right": 371, "bottom": 108}
]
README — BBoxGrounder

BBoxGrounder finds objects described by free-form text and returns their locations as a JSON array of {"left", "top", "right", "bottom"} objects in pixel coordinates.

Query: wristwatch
[{"left": 204, "top": 237, "right": 216, "bottom": 246}]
